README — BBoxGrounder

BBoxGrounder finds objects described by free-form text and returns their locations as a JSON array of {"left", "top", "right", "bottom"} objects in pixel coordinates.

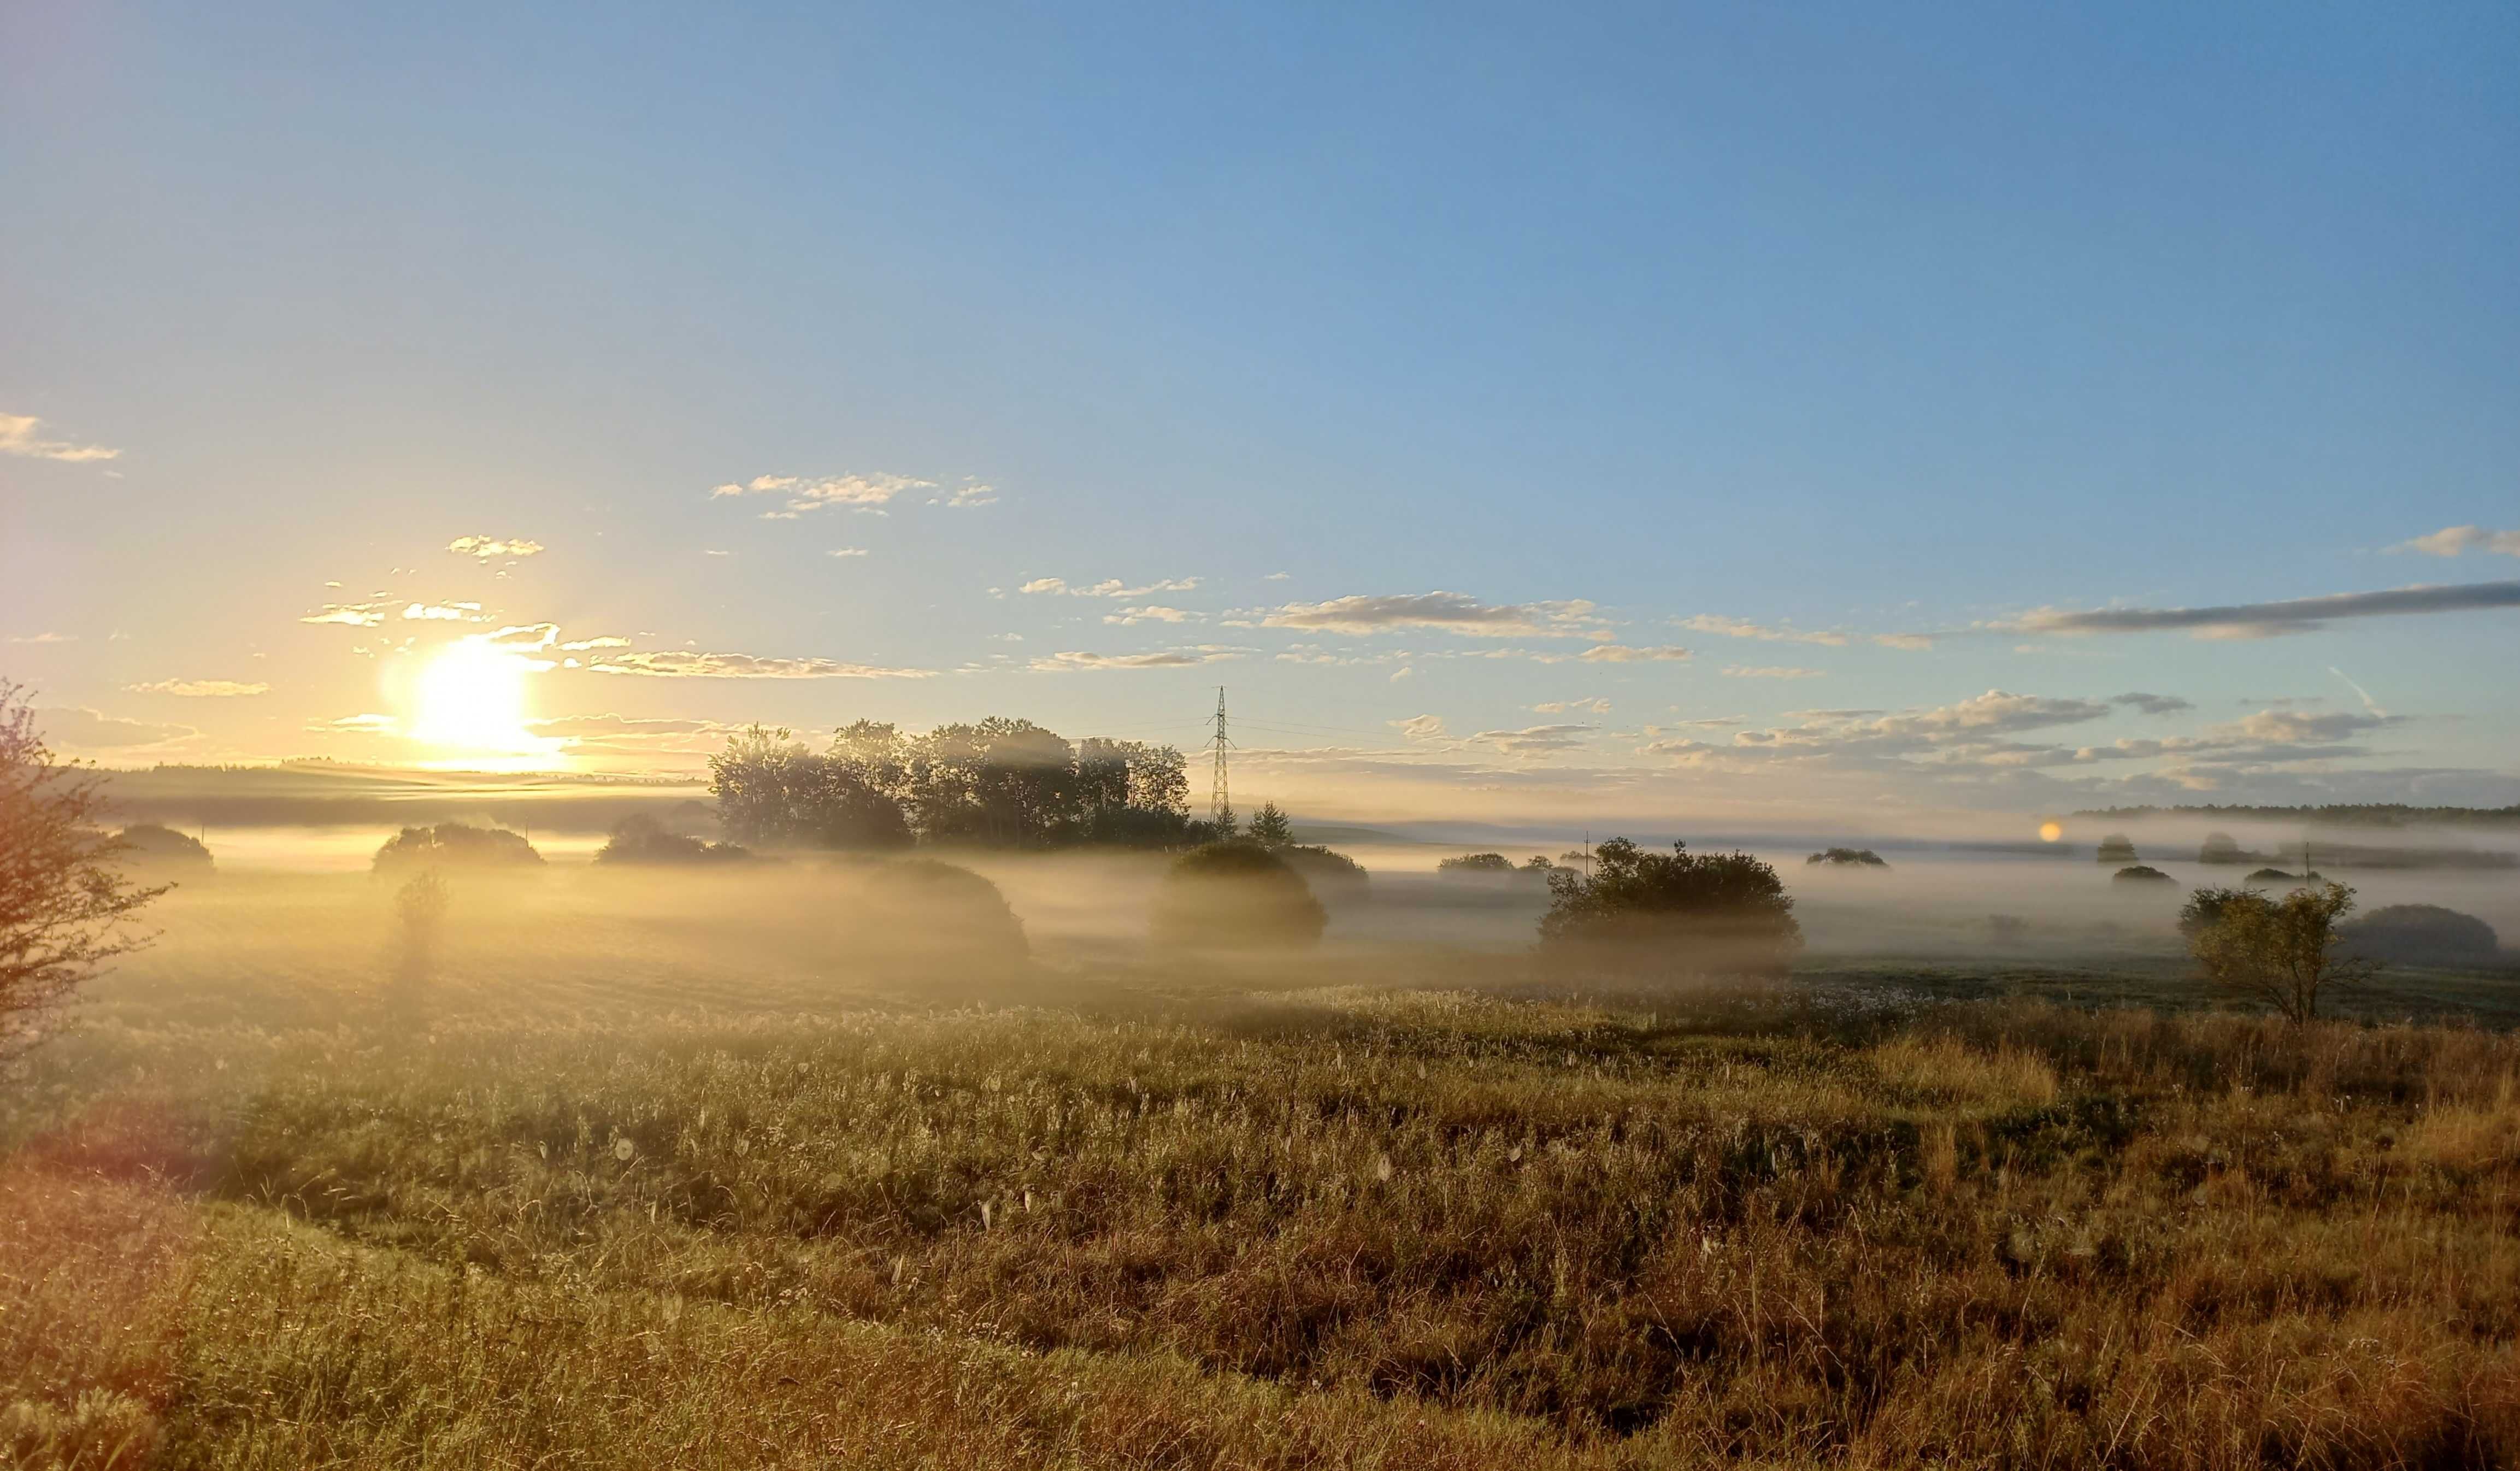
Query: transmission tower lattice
[{"left": 1209, "top": 686, "right": 1233, "bottom": 831}]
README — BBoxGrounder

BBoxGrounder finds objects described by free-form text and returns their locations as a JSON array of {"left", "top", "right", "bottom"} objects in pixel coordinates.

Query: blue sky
[{"left": 4, "top": 2, "right": 2516, "bottom": 821}]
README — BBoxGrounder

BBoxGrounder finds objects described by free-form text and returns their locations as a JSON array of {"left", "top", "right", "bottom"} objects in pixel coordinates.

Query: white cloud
[
  {"left": 301, "top": 600, "right": 389, "bottom": 627},
  {"left": 827, "top": 547, "right": 870, "bottom": 558},
  {"left": 1029, "top": 646, "right": 1244, "bottom": 671},
  {"left": 710, "top": 473, "right": 931, "bottom": 515},
  {"left": 1103, "top": 605, "right": 1197, "bottom": 625},
  {"left": 1576, "top": 643, "right": 1692, "bottom": 663},
  {"left": 5, "top": 632, "right": 76, "bottom": 645},
  {"left": 125, "top": 679, "right": 269, "bottom": 697},
  {"left": 0, "top": 412, "right": 119, "bottom": 463},
  {"left": 1391, "top": 714, "right": 1447, "bottom": 741},
  {"left": 402, "top": 602, "right": 485, "bottom": 622},
  {"left": 585, "top": 651, "right": 935, "bottom": 679},
  {"left": 448, "top": 536, "right": 544, "bottom": 561},
  {"left": 1022, "top": 576, "right": 1202, "bottom": 598},
  {"left": 2394, "top": 526, "right": 2520, "bottom": 558},
  {"left": 1261, "top": 591, "right": 1605, "bottom": 639},
  {"left": 557, "top": 635, "right": 631, "bottom": 651},
  {"left": 1679, "top": 615, "right": 1849, "bottom": 646},
  {"left": 945, "top": 480, "right": 998, "bottom": 507},
  {"left": 1722, "top": 666, "right": 1825, "bottom": 680},
  {"left": 1533, "top": 696, "right": 1612, "bottom": 714}
]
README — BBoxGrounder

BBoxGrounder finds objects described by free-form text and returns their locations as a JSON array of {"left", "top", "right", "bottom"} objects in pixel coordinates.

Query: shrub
[
  {"left": 838, "top": 859, "right": 1027, "bottom": 964},
  {"left": 2244, "top": 867, "right": 2299, "bottom": 886},
  {"left": 113, "top": 823, "right": 214, "bottom": 870},
  {"left": 1150, "top": 843, "right": 1326, "bottom": 949},
  {"left": 2094, "top": 834, "right": 2137, "bottom": 865},
  {"left": 2184, "top": 880, "right": 2371, "bottom": 1022},
  {"left": 372, "top": 823, "right": 544, "bottom": 875},
  {"left": 1436, "top": 852, "right": 1514, "bottom": 874},
  {"left": 1277, "top": 844, "right": 1369, "bottom": 903},
  {"left": 1538, "top": 837, "right": 1801, "bottom": 974},
  {"left": 2111, "top": 864, "right": 2175, "bottom": 885},
  {"left": 1806, "top": 847, "right": 1887, "bottom": 868},
  {"left": 2342, "top": 904, "right": 2501, "bottom": 968},
  {"left": 594, "top": 814, "right": 750, "bottom": 866}
]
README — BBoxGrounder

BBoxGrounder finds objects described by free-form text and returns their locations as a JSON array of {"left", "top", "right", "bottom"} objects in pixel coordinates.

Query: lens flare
[{"left": 409, "top": 642, "right": 559, "bottom": 761}]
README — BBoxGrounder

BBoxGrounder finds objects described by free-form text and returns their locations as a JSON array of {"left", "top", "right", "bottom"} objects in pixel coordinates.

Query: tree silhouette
[{"left": 1247, "top": 801, "right": 1293, "bottom": 848}]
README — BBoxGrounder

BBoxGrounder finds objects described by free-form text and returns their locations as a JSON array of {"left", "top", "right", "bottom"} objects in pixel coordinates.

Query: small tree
[
  {"left": 2184, "top": 880, "right": 2371, "bottom": 1023},
  {"left": 1247, "top": 801, "right": 1293, "bottom": 849},
  {"left": 1, "top": 685, "right": 166, "bottom": 1058}
]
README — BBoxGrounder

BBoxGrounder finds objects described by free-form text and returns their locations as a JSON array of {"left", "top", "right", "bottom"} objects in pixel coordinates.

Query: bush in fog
[
  {"left": 1278, "top": 844, "right": 1369, "bottom": 902},
  {"left": 2245, "top": 867, "right": 2301, "bottom": 886},
  {"left": 2183, "top": 880, "right": 2370, "bottom": 1023},
  {"left": 114, "top": 823, "right": 215, "bottom": 872},
  {"left": 1806, "top": 847, "right": 1887, "bottom": 868},
  {"left": 2111, "top": 864, "right": 2174, "bottom": 886},
  {"left": 2342, "top": 904, "right": 2501, "bottom": 968},
  {"left": 838, "top": 859, "right": 1028, "bottom": 963},
  {"left": 1150, "top": 843, "right": 1326, "bottom": 949},
  {"left": 595, "top": 814, "right": 751, "bottom": 866},
  {"left": 2197, "top": 831, "right": 2264, "bottom": 865},
  {"left": 2094, "top": 834, "right": 2137, "bottom": 865},
  {"left": 1, "top": 684, "right": 166, "bottom": 1057},
  {"left": 1437, "top": 852, "right": 1514, "bottom": 874},
  {"left": 1539, "top": 838, "right": 1801, "bottom": 975},
  {"left": 372, "top": 823, "right": 544, "bottom": 875}
]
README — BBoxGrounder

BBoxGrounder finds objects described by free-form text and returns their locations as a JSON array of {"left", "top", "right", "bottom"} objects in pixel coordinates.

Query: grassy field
[{"left": 5, "top": 870, "right": 2519, "bottom": 1467}]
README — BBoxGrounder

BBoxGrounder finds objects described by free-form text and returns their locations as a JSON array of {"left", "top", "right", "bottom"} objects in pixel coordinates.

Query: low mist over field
[{"left": 9, "top": 3, "right": 2520, "bottom": 1464}]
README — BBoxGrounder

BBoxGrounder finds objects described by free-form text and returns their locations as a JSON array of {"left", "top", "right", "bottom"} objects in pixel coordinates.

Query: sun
[
  {"left": 409, "top": 642, "right": 557, "bottom": 761},
  {"left": 2038, "top": 820, "right": 2065, "bottom": 843}
]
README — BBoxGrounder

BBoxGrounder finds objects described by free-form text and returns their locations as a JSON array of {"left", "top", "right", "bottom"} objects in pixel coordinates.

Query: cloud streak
[
  {"left": 0, "top": 412, "right": 119, "bottom": 463},
  {"left": 448, "top": 536, "right": 544, "bottom": 560},
  {"left": 1262, "top": 591, "right": 1605, "bottom": 639},
  {"left": 2014, "top": 581, "right": 2520, "bottom": 639},
  {"left": 585, "top": 651, "right": 935, "bottom": 679},
  {"left": 125, "top": 679, "right": 269, "bottom": 697},
  {"left": 2395, "top": 526, "right": 2520, "bottom": 558},
  {"left": 1029, "top": 646, "right": 1244, "bottom": 671}
]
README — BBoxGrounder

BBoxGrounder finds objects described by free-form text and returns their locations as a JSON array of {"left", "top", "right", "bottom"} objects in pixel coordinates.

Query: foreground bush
[
  {"left": 1539, "top": 837, "right": 1800, "bottom": 974},
  {"left": 2184, "top": 881, "right": 2371, "bottom": 1022},
  {"left": 371, "top": 823, "right": 543, "bottom": 875},
  {"left": 1150, "top": 842, "right": 1326, "bottom": 949}
]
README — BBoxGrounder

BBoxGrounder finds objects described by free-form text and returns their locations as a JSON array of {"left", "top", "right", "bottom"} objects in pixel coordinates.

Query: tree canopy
[{"left": 1539, "top": 838, "right": 1801, "bottom": 974}]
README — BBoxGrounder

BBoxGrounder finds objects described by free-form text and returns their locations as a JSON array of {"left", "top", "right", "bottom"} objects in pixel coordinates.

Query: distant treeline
[
  {"left": 2076, "top": 803, "right": 2520, "bottom": 828},
  {"left": 709, "top": 720, "right": 1212, "bottom": 850}
]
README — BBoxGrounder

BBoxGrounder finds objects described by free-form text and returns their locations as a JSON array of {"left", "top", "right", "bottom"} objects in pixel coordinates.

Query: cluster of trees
[
  {"left": 1807, "top": 847, "right": 1887, "bottom": 868},
  {"left": 1538, "top": 838, "right": 1802, "bottom": 974},
  {"left": 708, "top": 721, "right": 1204, "bottom": 851},
  {"left": 373, "top": 823, "right": 545, "bottom": 874},
  {"left": 1438, "top": 851, "right": 1567, "bottom": 876}
]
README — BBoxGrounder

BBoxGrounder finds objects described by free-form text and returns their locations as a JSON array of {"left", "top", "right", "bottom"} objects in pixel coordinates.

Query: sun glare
[{"left": 409, "top": 642, "right": 558, "bottom": 764}]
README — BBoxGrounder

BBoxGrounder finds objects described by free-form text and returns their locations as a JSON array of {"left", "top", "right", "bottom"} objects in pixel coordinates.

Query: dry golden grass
[{"left": 5, "top": 876, "right": 2519, "bottom": 1467}]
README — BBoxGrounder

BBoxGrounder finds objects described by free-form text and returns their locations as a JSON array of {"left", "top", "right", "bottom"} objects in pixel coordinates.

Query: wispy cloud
[
  {"left": 827, "top": 547, "right": 870, "bottom": 558},
  {"left": 301, "top": 599, "right": 390, "bottom": 627},
  {"left": 33, "top": 707, "right": 193, "bottom": 749},
  {"left": 402, "top": 602, "right": 485, "bottom": 622},
  {"left": 1021, "top": 576, "right": 1201, "bottom": 598},
  {"left": 1466, "top": 723, "right": 1597, "bottom": 756},
  {"left": 2394, "top": 526, "right": 2520, "bottom": 558},
  {"left": 945, "top": 480, "right": 998, "bottom": 508},
  {"left": 1029, "top": 646, "right": 1244, "bottom": 671},
  {"left": 710, "top": 473, "right": 931, "bottom": 517},
  {"left": 2110, "top": 692, "right": 2193, "bottom": 715},
  {"left": 5, "top": 632, "right": 76, "bottom": 645},
  {"left": 1103, "top": 605, "right": 1197, "bottom": 625},
  {"left": 2012, "top": 581, "right": 2520, "bottom": 639},
  {"left": 1680, "top": 615, "right": 1848, "bottom": 646},
  {"left": 448, "top": 536, "right": 544, "bottom": 561},
  {"left": 125, "top": 679, "right": 269, "bottom": 697},
  {"left": 0, "top": 412, "right": 119, "bottom": 463},
  {"left": 1576, "top": 643, "right": 1692, "bottom": 662},
  {"left": 1392, "top": 714, "right": 1447, "bottom": 741},
  {"left": 1261, "top": 591, "right": 1605, "bottom": 639},
  {"left": 1722, "top": 665, "right": 1825, "bottom": 680},
  {"left": 585, "top": 651, "right": 935, "bottom": 679},
  {"left": 1534, "top": 696, "right": 1612, "bottom": 714}
]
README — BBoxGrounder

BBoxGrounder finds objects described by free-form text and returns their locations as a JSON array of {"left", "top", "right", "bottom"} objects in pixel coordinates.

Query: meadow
[{"left": 4, "top": 862, "right": 2519, "bottom": 1468}]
